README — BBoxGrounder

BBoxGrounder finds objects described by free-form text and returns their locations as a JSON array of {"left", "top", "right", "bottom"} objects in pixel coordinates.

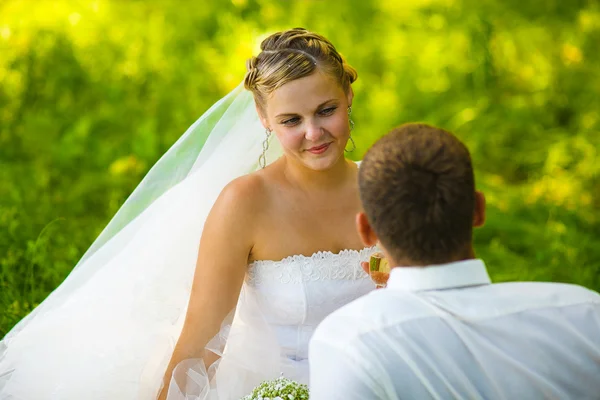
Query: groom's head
[{"left": 357, "top": 123, "right": 485, "bottom": 266}]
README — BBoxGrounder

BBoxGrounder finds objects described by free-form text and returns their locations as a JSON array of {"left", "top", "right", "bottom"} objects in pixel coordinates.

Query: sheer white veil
[{"left": 0, "top": 83, "right": 283, "bottom": 399}]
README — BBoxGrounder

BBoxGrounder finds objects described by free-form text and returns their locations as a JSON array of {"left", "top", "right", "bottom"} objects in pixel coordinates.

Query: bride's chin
[{"left": 300, "top": 152, "right": 344, "bottom": 171}]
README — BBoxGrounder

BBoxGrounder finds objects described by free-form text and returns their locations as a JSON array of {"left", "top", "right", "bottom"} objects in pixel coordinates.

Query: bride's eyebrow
[{"left": 275, "top": 99, "right": 338, "bottom": 119}]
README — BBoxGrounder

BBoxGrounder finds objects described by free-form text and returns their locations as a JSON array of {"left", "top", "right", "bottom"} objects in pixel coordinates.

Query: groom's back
[{"left": 310, "top": 281, "right": 600, "bottom": 399}]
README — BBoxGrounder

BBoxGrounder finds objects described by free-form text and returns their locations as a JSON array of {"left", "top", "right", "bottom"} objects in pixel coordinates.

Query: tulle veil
[{"left": 0, "top": 83, "right": 285, "bottom": 399}]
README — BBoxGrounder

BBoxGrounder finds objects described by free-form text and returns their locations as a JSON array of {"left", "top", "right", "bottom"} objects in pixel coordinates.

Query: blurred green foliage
[{"left": 1, "top": 0, "right": 599, "bottom": 336}]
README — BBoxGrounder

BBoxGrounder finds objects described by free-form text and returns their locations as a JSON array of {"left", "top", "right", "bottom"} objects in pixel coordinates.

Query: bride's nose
[{"left": 304, "top": 120, "right": 324, "bottom": 142}]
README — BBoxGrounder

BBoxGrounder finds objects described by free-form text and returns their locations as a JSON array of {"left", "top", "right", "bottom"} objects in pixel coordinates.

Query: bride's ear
[
  {"left": 356, "top": 212, "right": 378, "bottom": 247},
  {"left": 346, "top": 86, "right": 354, "bottom": 106},
  {"left": 255, "top": 105, "right": 270, "bottom": 131}
]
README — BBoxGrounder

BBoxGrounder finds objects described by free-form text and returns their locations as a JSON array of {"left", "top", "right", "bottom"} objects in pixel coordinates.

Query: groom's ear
[
  {"left": 473, "top": 190, "right": 486, "bottom": 228},
  {"left": 356, "top": 212, "right": 379, "bottom": 247}
]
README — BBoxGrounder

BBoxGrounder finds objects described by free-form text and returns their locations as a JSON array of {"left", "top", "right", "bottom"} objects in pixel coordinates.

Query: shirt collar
[{"left": 386, "top": 259, "right": 491, "bottom": 292}]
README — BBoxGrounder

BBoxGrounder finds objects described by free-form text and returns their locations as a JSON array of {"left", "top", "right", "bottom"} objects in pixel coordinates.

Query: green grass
[{"left": 1, "top": 0, "right": 599, "bottom": 337}]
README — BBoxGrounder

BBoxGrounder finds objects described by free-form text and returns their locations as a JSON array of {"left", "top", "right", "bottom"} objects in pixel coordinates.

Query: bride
[{"left": 0, "top": 28, "right": 377, "bottom": 400}]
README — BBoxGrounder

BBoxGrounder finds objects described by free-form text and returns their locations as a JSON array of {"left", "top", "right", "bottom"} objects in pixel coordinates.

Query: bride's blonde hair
[{"left": 244, "top": 28, "right": 358, "bottom": 112}]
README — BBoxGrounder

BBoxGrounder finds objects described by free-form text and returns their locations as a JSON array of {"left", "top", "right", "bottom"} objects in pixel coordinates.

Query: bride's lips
[{"left": 306, "top": 143, "right": 331, "bottom": 154}]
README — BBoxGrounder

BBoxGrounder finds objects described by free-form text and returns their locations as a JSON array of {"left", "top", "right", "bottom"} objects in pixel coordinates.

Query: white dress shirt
[{"left": 309, "top": 259, "right": 600, "bottom": 399}]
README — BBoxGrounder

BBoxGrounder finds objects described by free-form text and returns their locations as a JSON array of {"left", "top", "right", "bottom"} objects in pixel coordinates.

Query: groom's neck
[{"left": 388, "top": 246, "right": 476, "bottom": 268}]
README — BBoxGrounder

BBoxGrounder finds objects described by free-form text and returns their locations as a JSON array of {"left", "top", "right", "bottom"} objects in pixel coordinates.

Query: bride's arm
[{"left": 157, "top": 176, "right": 261, "bottom": 400}]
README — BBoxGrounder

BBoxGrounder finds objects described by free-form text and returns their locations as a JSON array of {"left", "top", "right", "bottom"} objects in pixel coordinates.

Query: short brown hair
[
  {"left": 244, "top": 28, "right": 357, "bottom": 112},
  {"left": 359, "top": 123, "right": 475, "bottom": 265}
]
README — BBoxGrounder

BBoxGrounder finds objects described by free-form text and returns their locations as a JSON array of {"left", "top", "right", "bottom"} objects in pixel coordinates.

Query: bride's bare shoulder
[{"left": 214, "top": 171, "right": 270, "bottom": 215}]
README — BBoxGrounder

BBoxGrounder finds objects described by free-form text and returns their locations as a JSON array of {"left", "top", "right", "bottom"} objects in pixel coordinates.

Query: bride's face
[{"left": 261, "top": 70, "right": 353, "bottom": 171}]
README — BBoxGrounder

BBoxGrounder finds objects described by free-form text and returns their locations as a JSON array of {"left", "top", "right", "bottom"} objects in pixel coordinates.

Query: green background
[{"left": 1, "top": 0, "right": 599, "bottom": 336}]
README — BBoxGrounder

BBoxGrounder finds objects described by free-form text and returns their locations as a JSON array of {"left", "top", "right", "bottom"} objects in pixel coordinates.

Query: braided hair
[{"left": 244, "top": 28, "right": 357, "bottom": 112}]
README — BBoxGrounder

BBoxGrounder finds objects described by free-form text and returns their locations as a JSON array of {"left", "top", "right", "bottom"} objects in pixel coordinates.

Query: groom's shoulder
[
  {"left": 490, "top": 281, "right": 600, "bottom": 303},
  {"left": 312, "top": 282, "right": 600, "bottom": 348},
  {"left": 312, "top": 290, "right": 430, "bottom": 347}
]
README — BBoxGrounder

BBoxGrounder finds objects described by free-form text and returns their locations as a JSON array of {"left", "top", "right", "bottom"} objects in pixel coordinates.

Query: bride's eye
[
  {"left": 318, "top": 106, "right": 337, "bottom": 116},
  {"left": 281, "top": 117, "right": 300, "bottom": 126}
]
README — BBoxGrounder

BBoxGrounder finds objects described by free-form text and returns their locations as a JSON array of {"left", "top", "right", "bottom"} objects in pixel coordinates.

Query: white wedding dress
[
  {"left": 167, "top": 248, "right": 377, "bottom": 399},
  {"left": 0, "top": 84, "right": 376, "bottom": 399}
]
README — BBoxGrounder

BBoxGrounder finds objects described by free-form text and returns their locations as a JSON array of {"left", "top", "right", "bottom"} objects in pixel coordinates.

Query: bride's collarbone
[
  {"left": 250, "top": 207, "right": 364, "bottom": 263},
  {"left": 263, "top": 193, "right": 359, "bottom": 232},
  {"left": 270, "top": 182, "right": 361, "bottom": 212},
  {"left": 247, "top": 172, "right": 364, "bottom": 262}
]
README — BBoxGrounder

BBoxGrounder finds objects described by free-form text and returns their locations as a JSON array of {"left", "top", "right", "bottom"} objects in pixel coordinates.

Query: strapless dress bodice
[{"left": 243, "top": 247, "right": 377, "bottom": 362}]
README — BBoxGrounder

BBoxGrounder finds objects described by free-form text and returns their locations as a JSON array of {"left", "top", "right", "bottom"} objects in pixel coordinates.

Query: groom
[{"left": 309, "top": 123, "right": 600, "bottom": 399}]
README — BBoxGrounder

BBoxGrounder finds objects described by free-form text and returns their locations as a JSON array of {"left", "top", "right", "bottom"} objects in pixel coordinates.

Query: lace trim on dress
[{"left": 246, "top": 246, "right": 378, "bottom": 285}]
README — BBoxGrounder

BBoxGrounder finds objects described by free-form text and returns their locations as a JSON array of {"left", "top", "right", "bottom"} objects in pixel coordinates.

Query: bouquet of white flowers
[{"left": 241, "top": 376, "right": 309, "bottom": 400}]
